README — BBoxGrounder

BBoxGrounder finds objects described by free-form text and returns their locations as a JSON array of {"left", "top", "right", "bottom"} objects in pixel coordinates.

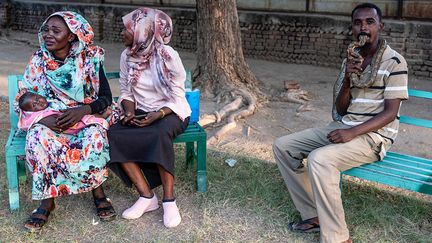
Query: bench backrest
[
  {"left": 7, "top": 75, "right": 21, "bottom": 130},
  {"left": 400, "top": 89, "right": 432, "bottom": 128},
  {"left": 7, "top": 69, "right": 198, "bottom": 129}
]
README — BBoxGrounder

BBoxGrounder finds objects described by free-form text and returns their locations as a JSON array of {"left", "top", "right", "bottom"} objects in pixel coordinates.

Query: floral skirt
[{"left": 26, "top": 124, "right": 109, "bottom": 200}]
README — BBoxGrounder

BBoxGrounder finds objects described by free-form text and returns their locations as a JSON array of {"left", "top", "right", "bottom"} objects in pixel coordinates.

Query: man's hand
[
  {"left": 130, "top": 111, "right": 161, "bottom": 127},
  {"left": 327, "top": 128, "right": 357, "bottom": 143},
  {"left": 332, "top": 99, "right": 401, "bottom": 143},
  {"left": 39, "top": 115, "right": 63, "bottom": 133},
  {"left": 56, "top": 106, "right": 91, "bottom": 129}
]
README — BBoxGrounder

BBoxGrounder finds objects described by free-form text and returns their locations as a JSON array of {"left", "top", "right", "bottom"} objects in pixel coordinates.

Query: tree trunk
[{"left": 195, "top": 0, "right": 262, "bottom": 143}]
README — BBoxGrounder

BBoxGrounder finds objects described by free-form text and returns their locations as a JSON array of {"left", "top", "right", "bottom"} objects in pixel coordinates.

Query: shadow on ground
[{"left": 1, "top": 119, "right": 431, "bottom": 242}]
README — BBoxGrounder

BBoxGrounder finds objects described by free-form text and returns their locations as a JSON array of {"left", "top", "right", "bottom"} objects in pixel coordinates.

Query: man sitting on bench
[{"left": 272, "top": 3, "right": 408, "bottom": 242}]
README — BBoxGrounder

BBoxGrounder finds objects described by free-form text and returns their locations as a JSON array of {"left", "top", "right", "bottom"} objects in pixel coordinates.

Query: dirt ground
[
  {"left": 0, "top": 30, "right": 431, "bottom": 241},
  {"left": 1, "top": 30, "right": 431, "bottom": 162}
]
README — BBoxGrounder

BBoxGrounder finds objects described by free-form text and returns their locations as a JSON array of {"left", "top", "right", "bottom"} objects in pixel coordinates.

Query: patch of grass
[
  {"left": 0, "top": 137, "right": 431, "bottom": 241},
  {"left": 342, "top": 180, "right": 432, "bottom": 242}
]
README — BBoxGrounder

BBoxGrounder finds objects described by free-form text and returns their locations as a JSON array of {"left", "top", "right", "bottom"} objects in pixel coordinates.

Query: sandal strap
[
  {"left": 32, "top": 207, "right": 51, "bottom": 217},
  {"left": 27, "top": 217, "right": 46, "bottom": 224},
  {"left": 96, "top": 205, "right": 115, "bottom": 214},
  {"left": 94, "top": 197, "right": 110, "bottom": 207},
  {"left": 94, "top": 197, "right": 116, "bottom": 220}
]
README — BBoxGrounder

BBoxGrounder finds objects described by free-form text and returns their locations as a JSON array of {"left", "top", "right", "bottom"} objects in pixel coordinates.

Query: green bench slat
[
  {"left": 10, "top": 141, "right": 26, "bottom": 147},
  {"left": 7, "top": 124, "right": 207, "bottom": 145},
  {"left": 7, "top": 127, "right": 207, "bottom": 152},
  {"left": 379, "top": 160, "right": 432, "bottom": 175},
  {"left": 408, "top": 89, "right": 432, "bottom": 99},
  {"left": 385, "top": 151, "right": 432, "bottom": 165},
  {"left": 400, "top": 115, "right": 432, "bottom": 128},
  {"left": 174, "top": 134, "right": 206, "bottom": 143},
  {"left": 379, "top": 160, "right": 432, "bottom": 176},
  {"left": 381, "top": 153, "right": 432, "bottom": 171},
  {"left": 383, "top": 155, "right": 432, "bottom": 171},
  {"left": 350, "top": 162, "right": 432, "bottom": 182},
  {"left": 105, "top": 72, "right": 120, "bottom": 79},
  {"left": 183, "top": 127, "right": 201, "bottom": 133},
  {"left": 343, "top": 168, "right": 432, "bottom": 194},
  {"left": 343, "top": 166, "right": 432, "bottom": 186},
  {"left": 344, "top": 167, "right": 432, "bottom": 188},
  {"left": 382, "top": 158, "right": 432, "bottom": 171}
]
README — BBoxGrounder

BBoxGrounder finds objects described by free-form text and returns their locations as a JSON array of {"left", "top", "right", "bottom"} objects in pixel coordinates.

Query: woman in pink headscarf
[{"left": 108, "top": 8, "right": 191, "bottom": 228}]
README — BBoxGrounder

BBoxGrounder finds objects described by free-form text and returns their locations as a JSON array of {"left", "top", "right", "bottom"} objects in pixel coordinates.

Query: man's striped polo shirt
[{"left": 342, "top": 44, "right": 409, "bottom": 144}]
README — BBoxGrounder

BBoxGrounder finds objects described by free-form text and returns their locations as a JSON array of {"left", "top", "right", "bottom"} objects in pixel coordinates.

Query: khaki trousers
[{"left": 273, "top": 121, "right": 388, "bottom": 243}]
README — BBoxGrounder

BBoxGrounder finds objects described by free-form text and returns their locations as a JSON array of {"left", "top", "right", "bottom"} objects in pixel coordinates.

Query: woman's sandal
[
  {"left": 288, "top": 217, "right": 320, "bottom": 233},
  {"left": 24, "top": 207, "right": 52, "bottom": 233},
  {"left": 94, "top": 197, "right": 117, "bottom": 222}
]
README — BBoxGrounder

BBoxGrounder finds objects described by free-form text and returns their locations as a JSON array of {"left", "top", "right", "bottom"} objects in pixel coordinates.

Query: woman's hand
[
  {"left": 38, "top": 115, "right": 63, "bottom": 133},
  {"left": 56, "top": 105, "right": 91, "bottom": 129},
  {"left": 121, "top": 99, "right": 136, "bottom": 125},
  {"left": 122, "top": 111, "right": 135, "bottom": 125},
  {"left": 130, "top": 111, "right": 162, "bottom": 127}
]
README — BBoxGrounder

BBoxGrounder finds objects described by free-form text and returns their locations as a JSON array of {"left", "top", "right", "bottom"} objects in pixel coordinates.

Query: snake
[
  {"left": 348, "top": 35, "right": 368, "bottom": 85},
  {"left": 332, "top": 35, "right": 386, "bottom": 121}
]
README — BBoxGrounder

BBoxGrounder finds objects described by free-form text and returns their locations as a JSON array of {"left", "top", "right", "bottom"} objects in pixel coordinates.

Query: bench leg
[
  {"left": 6, "top": 155, "right": 20, "bottom": 210},
  {"left": 185, "top": 142, "right": 195, "bottom": 169},
  {"left": 18, "top": 156, "right": 27, "bottom": 183},
  {"left": 196, "top": 138, "right": 207, "bottom": 192}
]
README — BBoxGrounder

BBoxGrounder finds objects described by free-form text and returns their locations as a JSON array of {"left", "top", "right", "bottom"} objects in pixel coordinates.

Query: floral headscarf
[
  {"left": 123, "top": 7, "right": 177, "bottom": 101},
  {"left": 17, "top": 11, "right": 105, "bottom": 130},
  {"left": 22, "top": 11, "right": 104, "bottom": 104}
]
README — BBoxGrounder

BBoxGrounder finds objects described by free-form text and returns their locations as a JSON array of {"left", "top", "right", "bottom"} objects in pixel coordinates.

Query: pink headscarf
[{"left": 123, "top": 7, "right": 176, "bottom": 101}]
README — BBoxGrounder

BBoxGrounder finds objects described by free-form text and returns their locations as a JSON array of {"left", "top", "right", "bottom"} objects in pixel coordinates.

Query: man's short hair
[{"left": 351, "top": 3, "right": 382, "bottom": 22}]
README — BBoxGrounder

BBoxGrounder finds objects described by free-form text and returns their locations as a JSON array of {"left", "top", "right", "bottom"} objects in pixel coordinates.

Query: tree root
[
  {"left": 199, "top": 96, "right": 243, "bottom": 127},
  {"left": 207, "top": 90, "right": 256, "bottom": 144},
  {"left": 278, "top": 89, "right": 314, "bottom": 114}
]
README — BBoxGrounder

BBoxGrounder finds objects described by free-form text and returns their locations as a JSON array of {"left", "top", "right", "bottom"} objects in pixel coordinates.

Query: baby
[{"left": 19, "top": 92, "right": 110, "bottom": 134}]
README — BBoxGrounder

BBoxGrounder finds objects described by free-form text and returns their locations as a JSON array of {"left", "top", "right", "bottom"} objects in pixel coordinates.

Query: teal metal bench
[
  {"left": 342, "top": 89, "right": 432, "bottom": 195},
  {"left": 5, "top": 71, "right": 207, "bottom": 211}
]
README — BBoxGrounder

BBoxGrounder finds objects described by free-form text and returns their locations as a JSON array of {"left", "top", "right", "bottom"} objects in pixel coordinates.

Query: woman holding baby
[{"left": 16, "top": 11, "right": 118, "bottom": 232}]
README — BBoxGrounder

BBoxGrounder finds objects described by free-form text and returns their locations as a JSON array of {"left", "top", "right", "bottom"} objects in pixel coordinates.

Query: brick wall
[
  {"left": 4, "top": 1, "right": 432, "bottom": 79},
  {"left": 0, "top": 0, "right": 10, "bottom": 29},
  {"left": 239, "top": 13, "right": 432, "bottom": 79}
]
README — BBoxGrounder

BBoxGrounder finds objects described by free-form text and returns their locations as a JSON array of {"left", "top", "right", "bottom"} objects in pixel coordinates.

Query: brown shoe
[{"left": 288, "top": 217, "right": 320, "bottom": 233}]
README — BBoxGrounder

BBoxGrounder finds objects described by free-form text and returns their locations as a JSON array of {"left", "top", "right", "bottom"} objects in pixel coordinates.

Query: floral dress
[
  {"left": 26, "top": 124, "right": 109, "bottom": 199},
  {"left": 17, "top": 11, "right": 114, "bottom": 200}
]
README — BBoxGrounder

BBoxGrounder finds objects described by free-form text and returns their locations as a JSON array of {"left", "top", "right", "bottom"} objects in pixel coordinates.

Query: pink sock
[
  {"left": 162, "top": 200, "right": 181, "bottom": 228},
  {"left": 122, "top": 194, "right": 159, "bottom": 219}
]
